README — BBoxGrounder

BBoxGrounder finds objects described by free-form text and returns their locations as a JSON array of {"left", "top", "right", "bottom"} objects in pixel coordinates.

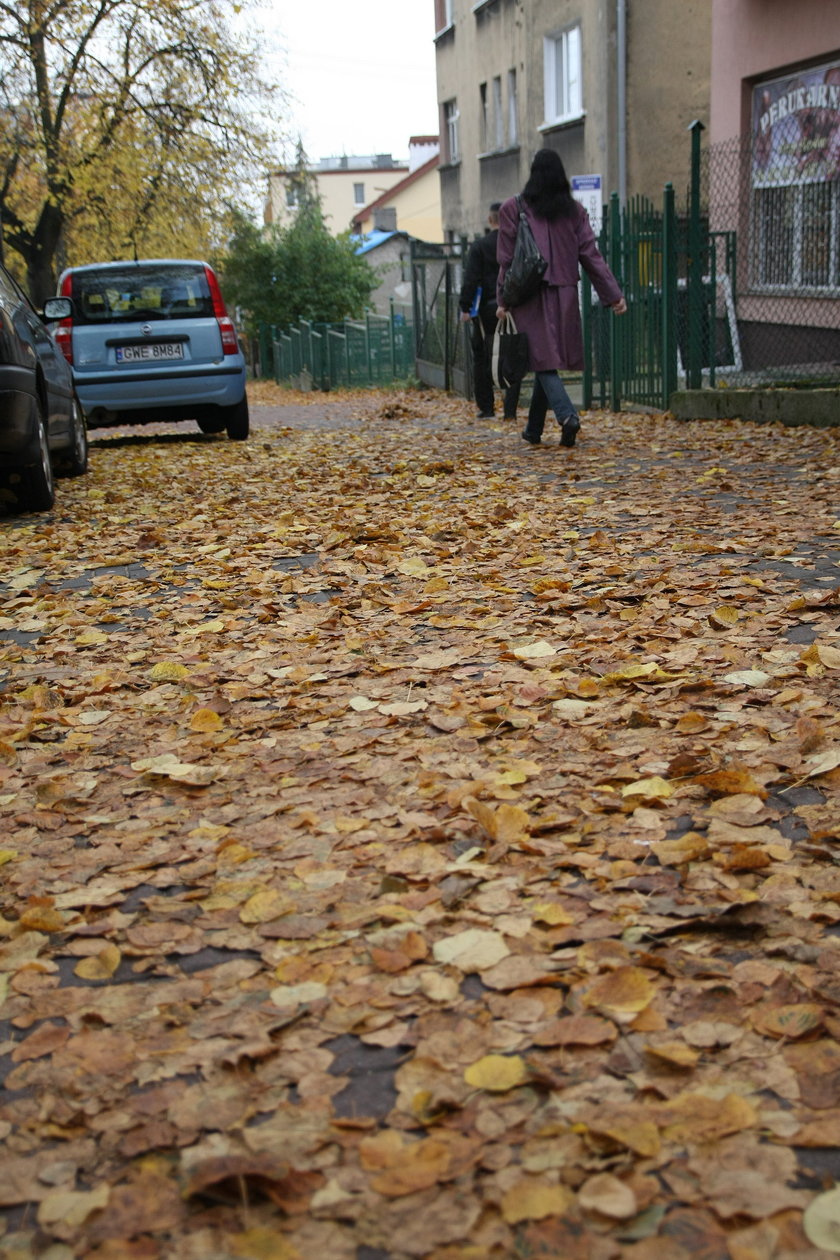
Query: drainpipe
[{"left": 616, "top": 0, "right": 627, "bottom": 204}]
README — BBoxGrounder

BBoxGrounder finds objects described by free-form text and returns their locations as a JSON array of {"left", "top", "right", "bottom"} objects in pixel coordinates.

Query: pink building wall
[{"left": 711, "top": 0, "right": 840, "bottom": 141}]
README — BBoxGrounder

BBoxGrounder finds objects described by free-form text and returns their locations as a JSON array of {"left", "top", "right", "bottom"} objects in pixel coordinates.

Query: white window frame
[
  {"left": 507, "top": 68, "right": 518, "bottom": 146},
  {"left": 543, "top": 25, "right": 583, "bottom": 128},
  {"left": 751, "top": 180, "right": 840, "bottom": 293},
  {"left": 353, "top": 182, "right": 365, "bottom": 207},
  {"left": 436, "top": 0, "right": 454, "bottom": 34},
  {"left": 444, "top": 99, "right": 460, "bottom": 163},
  {"left": 492, "top": 75, "right": 503, "bottom": 149}
]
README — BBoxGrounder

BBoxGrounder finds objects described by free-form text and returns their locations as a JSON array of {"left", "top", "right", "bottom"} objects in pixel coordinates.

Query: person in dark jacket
[
  {"left": 459, "top": 203, "right": 521, "bottom": 421},
  {"left": 496, "top": 150, "right": 626, "bottom": 447}
]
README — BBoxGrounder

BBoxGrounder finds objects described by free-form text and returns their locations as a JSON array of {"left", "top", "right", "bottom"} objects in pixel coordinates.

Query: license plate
[{"left": 116, "top": 342, "right": 184, "bottom": 363}]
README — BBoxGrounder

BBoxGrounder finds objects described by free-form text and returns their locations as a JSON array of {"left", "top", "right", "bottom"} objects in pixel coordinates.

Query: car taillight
[
  {"left": 56, "top": 274, "right": 74, "bottom": 364},
  {"left": 204, "top": 264, "right": 240, "bottom": 356}
]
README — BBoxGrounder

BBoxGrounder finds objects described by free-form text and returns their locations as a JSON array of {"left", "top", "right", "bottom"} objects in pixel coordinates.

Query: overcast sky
[{"left": 266, "top": 0, "right": 440, "bottom": 163}]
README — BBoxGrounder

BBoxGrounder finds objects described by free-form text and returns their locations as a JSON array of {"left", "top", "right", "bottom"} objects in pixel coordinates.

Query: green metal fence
[
  {"left": 585, "top": 121, "right": 840, "bottom": 408},
  {"left": 260, "top": 306, "right": 415, "bottom": 390}
]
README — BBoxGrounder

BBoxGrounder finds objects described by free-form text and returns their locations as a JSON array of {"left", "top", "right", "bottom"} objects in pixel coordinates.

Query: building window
[
  {"left": 492, "top": 76, "right": 503, "bottom": 149},
  {"left": 508, "top": 68, "right": 518, "bottom": 145},
  {"left": 444, "top": 99, "right": 460, "bottom": 163},
  {"left": 479, "top": 82, "right": 488, "bottom": 151},
  {"left": 749, "top": 62, "right": 840, "bottom": 292},
  {"left": 435, "top": 0, "right": 454, "bottom": 33},
  {"left": 544, "top": 25, "right": 582, "bottom": 126},
  {"left": 752, "top": 183, "right": 840, "bottom": 290},
  {"left": 353, "top": 182, "right": 365, "bottom": 206},
  {"left": 285, "top": 185, "right": 299, "bottom": 209}
]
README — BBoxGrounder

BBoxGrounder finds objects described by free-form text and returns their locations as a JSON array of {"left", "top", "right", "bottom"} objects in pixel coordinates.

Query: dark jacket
[{"left": 459, "top": 229, "right": 501, "bottom": 317}]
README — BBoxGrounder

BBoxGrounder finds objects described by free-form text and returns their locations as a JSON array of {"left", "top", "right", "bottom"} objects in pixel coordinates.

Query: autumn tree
[
  {"left": 221, "top": 194, "right": 378, "bottom": 336},
  {"left": 0, "top": 0, "right": 278, "bottom": 304}
]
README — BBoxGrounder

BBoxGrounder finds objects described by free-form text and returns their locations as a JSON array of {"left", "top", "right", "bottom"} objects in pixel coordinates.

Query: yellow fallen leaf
[
  {"left": 803, "top": 1186, "right": 840, "bottom": 1254},
  {"left": 148, "top": 662, "right": 190, "bottom": 682},
  {"left": 578, "top": 1172, "right": 637, "bottom": 1219},
  {"left": 651, "top": 832, "right": 709, "bottom": 865},
  {"left": 228, "top": 1227, "right": 303, "bottom": 1259},
  {"left": 512, "top": 640, "right": 556, "bottom": 660},
  {"left": 581, "top": 966, "right": 656, "bottom": 1019},
  {"left": 464, "top": 796, "right": 531, "bottom": 842},
  {"left": 0, "top": 850, "right": 17, "bottom": 867},
  {"left": 644, "top": 1040, "right": 700, "bottom": 1069},
  {"left": 37, "top": 1184, "right": 110, "bottom": 1228},
  {"left": 348, "top": 696, "right": 379, "bottom": 711},
  {"left": 621, "top": 775, "right": 674, "bottom": 799},
  {"left": 74, "top": 944, "right": 121, "bottom": 981},
  {"left": 531, "top": 902, "right": 574, "bottom": 926},
  {"left": 190, "top": 708, "right": 224, "bottom": 732},
  {"left": 130, "top": 754, "right": 217, "bottom": 785},
  {"left": 432, "top": 928, "right": 510, "bottom": 972},
  {"left": 181, "top": 618, "right": 226, "bottom": 635},
  {"left": 464, "top": 1054, "right": 529, "bottom": 1093},
  {"left": 500, "top": 1178, "right": 574, "bottom": 1224},
  {"left": 75, "top": 629, "right": 108, "bottom": 647},
  {"left": 240, "top": 889, "right": 289, "bottom": 924},
  {"left": 709, "top": 605, "right": 740, "bottom": 629}
]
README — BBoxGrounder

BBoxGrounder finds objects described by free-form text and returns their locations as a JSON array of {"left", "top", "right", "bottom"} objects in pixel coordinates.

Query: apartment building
[{"left": 433, "top": 0, "right": 711, "bottom": 239}]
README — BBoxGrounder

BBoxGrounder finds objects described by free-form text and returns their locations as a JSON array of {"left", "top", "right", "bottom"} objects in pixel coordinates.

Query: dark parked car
[
  {"left": 0, "top": 264, "right": 88, "bottom": 512},
  {"left": 55, "top": 259, "right": 249, "bottom": 440}
]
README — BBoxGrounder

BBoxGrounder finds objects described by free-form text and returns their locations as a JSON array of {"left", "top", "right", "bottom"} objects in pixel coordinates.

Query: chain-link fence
[{"left": 703, "top": 134, "right": 840, "bottom": 384}]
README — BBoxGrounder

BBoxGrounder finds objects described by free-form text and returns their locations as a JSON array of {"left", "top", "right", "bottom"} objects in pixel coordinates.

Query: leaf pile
[{"left": 1, "top": 395, "right": 840, "bottom": 1259}]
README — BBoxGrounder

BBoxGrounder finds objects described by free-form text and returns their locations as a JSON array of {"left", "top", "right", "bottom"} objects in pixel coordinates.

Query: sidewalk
[{"left": 1, "top": 392, "right": 839, "bottom": 1259}]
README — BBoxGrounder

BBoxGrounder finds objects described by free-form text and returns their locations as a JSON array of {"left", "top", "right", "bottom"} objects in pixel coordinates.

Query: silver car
[{"left": 56, "top": 259, "right": 249, "bottom": 440}]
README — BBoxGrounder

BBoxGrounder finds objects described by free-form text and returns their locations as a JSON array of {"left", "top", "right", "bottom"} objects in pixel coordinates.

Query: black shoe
[
  {"left": 560, "top": 415, "right": 581, "bottom": 448},
  {"left": 503, "top": 414, "right": 517, "bottom": 421},
  {"left": 476, "top": 411, "right": 495, "bottom": 420},
  {"left": 521, "top": 429, "right": 541, "bottom": 445}
]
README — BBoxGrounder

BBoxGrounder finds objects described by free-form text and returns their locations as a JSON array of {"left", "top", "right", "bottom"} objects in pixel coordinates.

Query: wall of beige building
[
  {"left": 355, "top": 168, "right": 445, "bottom": 242},
  {"left": 267, "top": 166, "right": 409, "bottom": 233},
  {"left": 624, "top": 0, "right": 710, "bottom": 199}
]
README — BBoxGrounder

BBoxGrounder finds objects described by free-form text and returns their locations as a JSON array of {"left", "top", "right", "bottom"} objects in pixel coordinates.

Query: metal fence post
[
  {"left": 608, "top": 192, "right": 622, "bottom": 411},
  {"left": 686, "top": 119, "right": 706, "bottom": 390},
  {"left": 662, "top": 182, "right": 678, "bottom": 407}
]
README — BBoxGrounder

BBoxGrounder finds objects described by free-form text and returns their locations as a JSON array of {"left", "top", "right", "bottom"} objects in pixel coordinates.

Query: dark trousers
[
  {"left": 523, "top": 371, "right": 578, "bottom": 439},
  {"left": 471, "top": 313, "right": 520, "bottom": 418}
]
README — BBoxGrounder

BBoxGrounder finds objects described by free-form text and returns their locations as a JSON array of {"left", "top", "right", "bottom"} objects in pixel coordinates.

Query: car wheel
[
  {"left": 57, "top": 395, "right": 89, "bottom": 478},
  {"left": 23, "top": 401, "right": 56, "bottom": 512},
  {"left": 196, "top": 413, "right": 226, "bottom": 435},
  {"left": 222, "top": 394, "right": 249, "bottom": 441}
]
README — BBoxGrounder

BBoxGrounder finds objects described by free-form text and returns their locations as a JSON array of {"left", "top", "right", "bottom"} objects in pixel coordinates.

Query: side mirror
[{"left": 42, "top": 296, "right": 73, "bottom": 321}]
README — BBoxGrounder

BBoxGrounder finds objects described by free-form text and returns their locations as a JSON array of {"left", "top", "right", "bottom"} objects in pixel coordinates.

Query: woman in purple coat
[{"left": 496, "top": 149, "right": 626, "bottom": 447}]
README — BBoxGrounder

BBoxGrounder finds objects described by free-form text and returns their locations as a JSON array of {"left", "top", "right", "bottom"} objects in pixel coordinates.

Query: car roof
[{"left": 59, "top": 259, "right": 211, "bottom": 276}]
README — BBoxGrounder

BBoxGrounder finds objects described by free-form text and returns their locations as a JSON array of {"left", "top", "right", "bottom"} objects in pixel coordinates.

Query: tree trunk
[{"left": 27, "top": 201, "right": 65, "bottom": 306}]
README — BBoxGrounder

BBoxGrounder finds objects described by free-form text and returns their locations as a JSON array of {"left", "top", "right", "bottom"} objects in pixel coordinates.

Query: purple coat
[{"left": 496, "top": 196, "right": 623, "bottom": 371}]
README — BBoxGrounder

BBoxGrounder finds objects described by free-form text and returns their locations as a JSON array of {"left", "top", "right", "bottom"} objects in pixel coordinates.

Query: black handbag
[
  {"left": 492, "top": 313, "right": 529, "bottom": 390},
  {"left": 501, "top": 197, "right": 547, "bottom": 307}
]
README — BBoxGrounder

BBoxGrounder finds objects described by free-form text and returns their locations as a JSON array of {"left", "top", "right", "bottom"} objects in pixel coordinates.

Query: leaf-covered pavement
[{"left": 2, "top": 390, "right": 840, "bottom": 1259}]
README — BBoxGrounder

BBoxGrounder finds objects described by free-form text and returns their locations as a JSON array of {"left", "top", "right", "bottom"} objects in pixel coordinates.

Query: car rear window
[{"left": 69, "top": 264, "right": 214, "bottom": 324}]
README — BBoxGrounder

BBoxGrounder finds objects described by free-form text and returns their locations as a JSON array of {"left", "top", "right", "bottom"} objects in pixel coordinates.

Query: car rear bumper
[{"left": 73, "top": 363, "right": 247, "bottom": 416}]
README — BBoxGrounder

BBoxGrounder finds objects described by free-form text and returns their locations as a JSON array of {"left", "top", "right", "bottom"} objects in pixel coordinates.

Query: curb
[{"left": 670, "top": 387, "right": 840, "bottom": 427}]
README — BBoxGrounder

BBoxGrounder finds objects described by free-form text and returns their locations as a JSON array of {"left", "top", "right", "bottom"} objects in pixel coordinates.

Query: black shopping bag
[{"left": 492, "top": 313, "right": 529, "bottom": 390}]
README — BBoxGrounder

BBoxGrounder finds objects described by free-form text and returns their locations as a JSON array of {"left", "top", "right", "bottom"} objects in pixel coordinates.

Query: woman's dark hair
[{"left": 522, "top": 148, "right": 576, "bottom": 220}]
